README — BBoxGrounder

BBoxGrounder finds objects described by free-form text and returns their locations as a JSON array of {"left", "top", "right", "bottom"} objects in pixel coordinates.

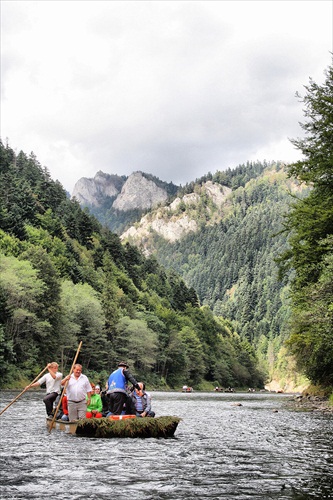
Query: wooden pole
[
  {"left": 48, "top": 341, "right": 82, "bottom": 433},
  {"left": 0, "top": 365, "right": 49, "bottom": 417}
]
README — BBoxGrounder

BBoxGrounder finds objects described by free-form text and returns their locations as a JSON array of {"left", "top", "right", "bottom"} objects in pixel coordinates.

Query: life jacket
[
  {"left": 109, "top": 414, "right": 136, "bottom": 420},
  {"left": 107, "top": 368, "right": 127, "bottom": 394}
]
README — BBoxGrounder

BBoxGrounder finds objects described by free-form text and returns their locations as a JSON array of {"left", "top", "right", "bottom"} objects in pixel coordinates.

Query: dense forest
[
  {"left": 151, "top": 164, "right": 303, "bottom": 386},
  {"left": 0, "top": 141, "right": 264, "bottom": 390}
]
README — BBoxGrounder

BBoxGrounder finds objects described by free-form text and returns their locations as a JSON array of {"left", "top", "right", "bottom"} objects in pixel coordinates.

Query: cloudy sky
[{"left": 1, "top": 1, "right": 332, "bottom": 194}]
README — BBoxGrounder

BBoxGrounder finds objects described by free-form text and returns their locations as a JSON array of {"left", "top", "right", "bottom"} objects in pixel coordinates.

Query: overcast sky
[{"left": 1, "top": 1, "right": 332, "bottom": 194}]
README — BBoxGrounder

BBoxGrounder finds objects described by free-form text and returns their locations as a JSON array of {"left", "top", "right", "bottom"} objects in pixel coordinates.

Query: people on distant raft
[
  {"left": 25, "top": 362, "right": 62, "bottom": 416},
  {"left": 131, "top": 382, "right": 155, "bottom": 418},
  {"left": 107, "top": 361, "right": 140, "bottom": 415},
  {"left": 86, "top": 383, "right": 103, "bottom": 418},
  {"left": 61, "top": 364, "right": 92, "bottom": 421}
]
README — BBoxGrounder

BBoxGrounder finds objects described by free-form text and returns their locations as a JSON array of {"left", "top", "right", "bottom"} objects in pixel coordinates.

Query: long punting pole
[
  {"left": 48, "top": 341, "right": 82, "bottom": 434},
  {"left": 0, "top": 365, "right": 49, "bottom": 417}
]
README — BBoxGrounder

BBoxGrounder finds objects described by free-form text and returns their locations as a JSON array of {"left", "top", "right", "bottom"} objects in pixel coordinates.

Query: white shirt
[
  {"left": 38, "top": 372, "right": 63, "bottom": 394},
  {"left": 66, "top": 374, "right": 92, "bottom": 402}
]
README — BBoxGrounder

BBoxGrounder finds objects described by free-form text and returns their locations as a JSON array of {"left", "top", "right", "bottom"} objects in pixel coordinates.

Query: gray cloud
[{"left": 1, "top": 1, "right": 331, "bottom": 192}]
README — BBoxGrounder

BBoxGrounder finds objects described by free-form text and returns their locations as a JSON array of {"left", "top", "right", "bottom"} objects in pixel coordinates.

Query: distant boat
[
  {"left": 182, "top": 386, "right": 193, "bottom": 393},
  {"left": 46, "top": 415, "right": 181, "bottom": 438}
]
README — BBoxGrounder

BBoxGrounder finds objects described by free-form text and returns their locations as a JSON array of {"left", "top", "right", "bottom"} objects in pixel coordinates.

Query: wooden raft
[{"left": 47, "top": 416, "right": 181, "bottom": 438}]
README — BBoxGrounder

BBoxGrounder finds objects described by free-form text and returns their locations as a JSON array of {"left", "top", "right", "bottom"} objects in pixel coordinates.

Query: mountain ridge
[{"left": 72, "top": 170, "right": 178, "bottom": 211}]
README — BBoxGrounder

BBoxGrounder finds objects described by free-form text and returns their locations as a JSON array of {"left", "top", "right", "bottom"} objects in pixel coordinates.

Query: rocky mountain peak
[
  {"left": 71, "top": 170, "right": 169, "bottom": 212},
  {"left": 72, "top": 171, "right": 125, "bottom": 207},
  {"left": 112, "top": 172, "right": 168, "bottom": 211}
]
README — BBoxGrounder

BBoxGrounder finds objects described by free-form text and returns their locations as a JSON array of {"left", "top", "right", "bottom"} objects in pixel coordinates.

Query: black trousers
[
  {"left": 43, "top": 392, "right": 58, "bottom": 416},
  {"left": 108, "top": 392, "right": 127, "bottom": 415}
]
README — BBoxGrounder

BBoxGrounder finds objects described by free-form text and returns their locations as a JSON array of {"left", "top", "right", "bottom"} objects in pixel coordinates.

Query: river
[{"left": 0, "top": 390, "right": 332, "bottom": 499}]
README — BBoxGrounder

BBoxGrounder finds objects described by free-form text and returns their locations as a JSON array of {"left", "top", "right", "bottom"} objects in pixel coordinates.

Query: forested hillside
[
  {"left": 123, "top": 163, "right": 307, "bottom": 387},
  {"left": 0, "top": 141, "right": 264, "bottom": 390}
]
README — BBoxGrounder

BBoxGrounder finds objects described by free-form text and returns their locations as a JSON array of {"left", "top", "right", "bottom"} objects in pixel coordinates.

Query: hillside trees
[
  {"left": 115, "top": 316, "right": 159, "bottom": 374},
  {"left": 147, "top": 164, "right": 306, "bottom": 386},
  {"left": 156, "top": 170, "right": 294, "bottom": 341},
  {"left": 0, "top": 139, "right": 264, "bottom": 388},
  {"left": 19, "top": 245, "right": 63, "bottom": 359},
  {"left": 280, "top": 61, "right": 333, "bottom": 386},
  {"left": 0, "top": 255, "right": 48, "bottom": 369}
]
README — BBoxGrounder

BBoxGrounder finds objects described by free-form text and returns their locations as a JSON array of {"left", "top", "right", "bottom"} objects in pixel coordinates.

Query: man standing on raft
[
  {"left": 61, "top": 363, "right": 93, "bottom": 421},
  {"left": 107, "top": 361, "right": 141, "bottom": 415},
  {"left": 25, "top": 362, "right": 62, "bottom": 416}
]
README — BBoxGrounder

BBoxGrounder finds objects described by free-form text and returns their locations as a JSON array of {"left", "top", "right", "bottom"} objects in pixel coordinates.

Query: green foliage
[
  {"left": 0, "top": 253, "right": 49, "bottom": 369},
  {"left": 288, "top": 64, "right": 333, "bottom": 189},
  {"left": 179, "top": 325, "right": 205, "bottom": 385},
  {"left": 178, "top": 161, "right": 268, "bottom": 195},
  {"left": 101, "top": 252, "right": 121, "bottom": 340},
  {"left": 286, "top": 247, "right": 333, "bottom": 385},
  {"left": 115, "top": 316, "right": 158, "bottom": 374},
  {"left": 60, "top": 281, "right": 108, "bottom": 371},
  {"left": 0, "top": 139, "right": 270, "bottom": 389},
  {"left": 279, "top": 61, "right": 333, "bottom": 387},
  {"left": 154, "top": 165, "right": 296, "bottom": 377}
]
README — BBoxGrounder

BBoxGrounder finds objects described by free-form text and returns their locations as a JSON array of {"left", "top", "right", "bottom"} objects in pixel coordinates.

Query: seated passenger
[
  {"left": 100, "top": 383, "right": 109, "bottom": 416},
  {"left": 86, "top": 383, "right": 103, "bottom": 419},
  {"left": 61, "top": 390, "right": 69, "bottom": 421},
  {"left": 131, "top": 382, "right": 155, "bottom": 418}
]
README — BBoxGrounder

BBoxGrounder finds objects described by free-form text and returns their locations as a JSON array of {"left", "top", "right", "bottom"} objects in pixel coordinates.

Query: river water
[{"left": 0, "top": 390, "right": 332, "bottom": 499}]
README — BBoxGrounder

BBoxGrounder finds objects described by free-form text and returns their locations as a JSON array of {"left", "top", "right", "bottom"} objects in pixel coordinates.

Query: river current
[{"left": 0, "top": 390, "right": 332, "bottom": 499}]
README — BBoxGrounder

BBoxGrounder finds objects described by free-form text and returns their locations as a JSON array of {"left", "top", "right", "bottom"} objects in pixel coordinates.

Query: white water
[{"left": 0, "top": 391, "right": 332, "bottom": 499}]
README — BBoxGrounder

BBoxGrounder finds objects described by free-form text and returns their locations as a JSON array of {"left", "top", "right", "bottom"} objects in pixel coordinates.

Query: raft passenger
[
  {"left": 131, "top": 382, "right": 155, "bottom": 418},
  {"left": 86, "top": 383, "right": 103, "bottom": 418}
]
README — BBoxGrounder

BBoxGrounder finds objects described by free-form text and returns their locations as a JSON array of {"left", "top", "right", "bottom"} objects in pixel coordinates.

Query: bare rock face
[
  {"left": 123, "top": 213, "right": 198, "bottom": 244},
  {"left": 72, "top": 171, "right": 168, "bottom": 211},
  {"left": 121, "top": 182, "right": 232, "bottom": 251},
  {"left": 112, "top": 172, "right": 168, "bottom": 211},
  {"left": 204, "top": 181, "right": 231, "bottom": 207},
  {"left": 72, "top": 171, "right": 124, "bottom": 207}
]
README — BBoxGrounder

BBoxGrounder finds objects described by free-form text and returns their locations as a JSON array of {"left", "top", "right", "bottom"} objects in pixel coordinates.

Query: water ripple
[{"left": 0, "top": 391, "right": 332, "bottom": 499}]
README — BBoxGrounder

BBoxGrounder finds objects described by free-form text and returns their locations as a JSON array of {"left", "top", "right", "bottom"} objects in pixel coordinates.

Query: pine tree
[{"left": 280, "top": 60, "right": 333, "bottom": 386}]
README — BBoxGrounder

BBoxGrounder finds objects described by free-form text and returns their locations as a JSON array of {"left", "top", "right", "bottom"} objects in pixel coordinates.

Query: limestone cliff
[
  {"left": 72, "top": 171, "right": 125, "bottom": 207},
  {"left": 112, "top": 172, "right": 168, "bottom": 211},
  {"left": 121, "top": 181, "right": 232, "bottom": 253},
  {"left": 72, "top": 171, "right": 169, "bottom": 211}
]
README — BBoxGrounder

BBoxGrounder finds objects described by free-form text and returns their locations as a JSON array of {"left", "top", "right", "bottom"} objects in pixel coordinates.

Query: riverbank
[{"left": 287, "top": 394, "right": 333, "bottom": 413}]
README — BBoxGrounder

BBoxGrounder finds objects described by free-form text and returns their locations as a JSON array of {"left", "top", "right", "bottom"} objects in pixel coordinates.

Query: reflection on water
[{"left": 0, "top": 391, "right": 332, "bottom": 499}]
